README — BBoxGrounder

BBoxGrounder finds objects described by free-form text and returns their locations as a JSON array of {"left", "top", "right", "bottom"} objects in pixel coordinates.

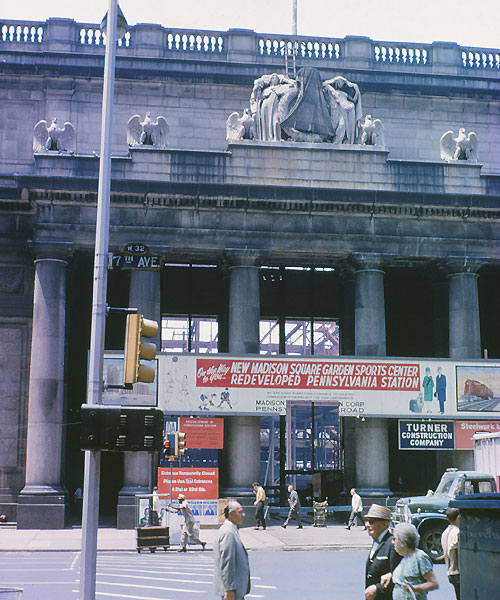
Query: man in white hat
[
  {"left": 364, "top": 504, "right": 401, "bottom": 600},
  {"left": 169, "top": 493, "right": 206, "bottom": 552}
]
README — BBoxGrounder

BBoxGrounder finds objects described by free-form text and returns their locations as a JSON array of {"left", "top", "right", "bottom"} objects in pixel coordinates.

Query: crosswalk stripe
[{"left": 97, "top": 572, "right": 211, "bottom": 585}]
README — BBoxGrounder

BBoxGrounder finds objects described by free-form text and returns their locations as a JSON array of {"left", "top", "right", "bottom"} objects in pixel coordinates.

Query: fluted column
[
  {"left": 447, "top": 259, "right": 481, "bottom": 359},
  {"left": 117, "top": 269, "right": 161, "bottom": 529},
  {"left": 17, "top": 242, "right": 73, "bottom": 529},
  {"left": 351, "top": 254, "right": 390, "bottom": 495},
  {"left": 224, "top": 250, "right": 261, "bottom": 496}
]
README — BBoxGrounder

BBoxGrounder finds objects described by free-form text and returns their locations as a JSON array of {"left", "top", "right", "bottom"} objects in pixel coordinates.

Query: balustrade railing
[
  {"left": 165, "top": 30, "right": 225, "bottom": 53},
  {"left": 258, "top": 36, "right": 341, "bottom": 60},
  {"left": 78, "top": 25, "right": 131, "bottom": 47},
  {"left": 1, "top": 18, "right": 499, "bottom": 76},
  {"left": 374, "top": 43, "right": 430, "bottom": 65},
  {"left": 1, "top": 22, "right": 44, "bottom": 43},
  {"left": 461, "top": 49, "right": 500, "bottom": 69}
]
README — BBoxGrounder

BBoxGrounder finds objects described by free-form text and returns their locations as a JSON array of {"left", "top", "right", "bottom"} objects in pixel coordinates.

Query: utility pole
[{"left": 79, "top": 1, "right": 124, "bottom": 598}]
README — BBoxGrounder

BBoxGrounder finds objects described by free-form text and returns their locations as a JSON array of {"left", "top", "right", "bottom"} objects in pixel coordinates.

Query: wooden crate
[{"left": 136, "top": 526, "right": 170, "bottom": 553}]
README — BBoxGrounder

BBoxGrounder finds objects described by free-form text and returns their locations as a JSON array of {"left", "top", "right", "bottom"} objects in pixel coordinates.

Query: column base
[
  {"left": 356, "top": 488, "right": 393, "bottom": 497},
  {"left": 117, "top": 485, "right": 150, "bottom": 529},
  {"left": 17, "top": 485, "right": 68, "bottom": 529},
  {"left": 220, "top": 488, "right": 257, "bottom": 529}
]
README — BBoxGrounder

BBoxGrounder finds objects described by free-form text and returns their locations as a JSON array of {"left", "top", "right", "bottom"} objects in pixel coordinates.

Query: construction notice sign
[
  {"left": 157, "top": 467, "right": 218, "bottom": 500},
  {"left": 179, "top": 417, "right": 223, "bottom": 449},
  {"left": 399, "top": 420, "right": 455, "bottom": 450}
]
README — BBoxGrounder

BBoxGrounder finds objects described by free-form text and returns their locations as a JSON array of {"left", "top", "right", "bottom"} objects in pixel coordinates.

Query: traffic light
[
  {"left": 174, "top": 431, "right": 186, "bottom": 457},
  {"left": 123, "top": 313, "right": 158, "bottom": 385},
  {"left": 80, "top": 405, "right": 164, "bottom": 452},
  {"left": 163, "top": 433, "right": 175, "bottom": 457}
]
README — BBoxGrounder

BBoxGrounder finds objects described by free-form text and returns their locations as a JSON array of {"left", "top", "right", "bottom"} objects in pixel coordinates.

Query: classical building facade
[{"left": 1, "top": 18, "right": 500, "bottom": 528}]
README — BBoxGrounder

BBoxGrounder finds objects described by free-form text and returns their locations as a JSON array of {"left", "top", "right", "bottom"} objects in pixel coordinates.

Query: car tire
[{"left": 420, "top": 526, "right": 445, "bottom": 563}]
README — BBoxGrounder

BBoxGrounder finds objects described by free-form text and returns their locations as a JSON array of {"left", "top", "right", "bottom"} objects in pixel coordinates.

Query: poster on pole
[
  {"left": 179, "top": 417, "right": 223, "bottom": 448},
  {"left": 158, "top": 354, "right": 500, "bottom": 419}
]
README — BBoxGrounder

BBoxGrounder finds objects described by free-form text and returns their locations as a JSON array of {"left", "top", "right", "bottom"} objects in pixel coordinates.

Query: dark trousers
[
  {"left": 255, "top": 501, "right": 266, "bottom": 529},
  {"left": 284, "top": 507, "right": 302, "bottom": 527},
  {"left": 448, "top": 574, "right": 460, "bottom": 600},
  {"left": 348, "top": 509, "right": 364, "bottom": 527}
]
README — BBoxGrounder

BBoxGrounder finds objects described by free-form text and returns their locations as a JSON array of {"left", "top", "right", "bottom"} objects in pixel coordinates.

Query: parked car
[{"left": 392, "top": 468, "right": 496, "bottom": 562}]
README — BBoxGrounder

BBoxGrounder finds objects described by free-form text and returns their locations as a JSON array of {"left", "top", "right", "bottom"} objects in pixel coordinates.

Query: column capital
[
  {"left": 29, "top": 240, "right": 74, "bottom": 262},
  {"left": 350, "top": 252, "right": 391, "bottom": 272},
  {"left": 444, "top": 256, "right": 485, "bottom": 276},
  {"left": 224, "top": 248, "right": 262, "bottom": 268}
]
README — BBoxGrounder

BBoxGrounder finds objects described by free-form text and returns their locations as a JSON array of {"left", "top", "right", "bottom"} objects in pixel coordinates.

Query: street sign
[{"left": 110, "top": 252, "right": 162, "bottom": 270}]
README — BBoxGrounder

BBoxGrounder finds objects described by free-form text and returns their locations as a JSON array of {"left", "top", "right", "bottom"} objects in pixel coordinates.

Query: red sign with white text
[
  {"left": 179, "top": 417, "right": 223, "bottom": 449},
  {"left": 195, "top": 358, "right": 420, "bottom": 391},
  {"left": 157, "top": 467, "right": 218, "bottom": 499},
  {"left": 454, "top": 420, "right": 500, "bottom": 450}
]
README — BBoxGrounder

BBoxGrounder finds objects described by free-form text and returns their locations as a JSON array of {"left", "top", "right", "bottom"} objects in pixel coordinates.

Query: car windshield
[{"left": 435, "top": 474, "right": 461, "bottom": 497}]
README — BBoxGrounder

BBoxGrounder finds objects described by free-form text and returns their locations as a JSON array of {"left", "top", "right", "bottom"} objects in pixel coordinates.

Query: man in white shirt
[
  {"left": 346, "top": 488, "right": 364, "bottom": 529},
  {"left": 441, "top": 507, "right": 460, "bottom": 600}
]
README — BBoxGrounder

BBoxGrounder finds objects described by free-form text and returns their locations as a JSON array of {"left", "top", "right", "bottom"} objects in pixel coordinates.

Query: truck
[
  {"left": 473, "top": 431, "right": 500, "bottom": 491},
  {"left": 392, "top": 468, "right": 496, "bottom": 562}
]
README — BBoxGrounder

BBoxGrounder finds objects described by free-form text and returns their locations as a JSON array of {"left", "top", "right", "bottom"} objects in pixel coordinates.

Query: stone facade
[{"left": 0, "top": 17, "right": 499, "bottom": 526}]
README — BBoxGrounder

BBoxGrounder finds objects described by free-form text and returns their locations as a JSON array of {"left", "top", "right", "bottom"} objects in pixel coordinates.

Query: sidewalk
[{"left": 0, "top": 522, "right": 371, "bottom": 552}]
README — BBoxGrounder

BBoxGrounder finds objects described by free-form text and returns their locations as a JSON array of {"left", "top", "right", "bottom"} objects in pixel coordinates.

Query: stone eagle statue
[
  {"left": 33, "top": 118, "right": 75, "bottom": 153},
  {"left": 440, "top": 128, "right": 478, "bottom": 162},
  {"left": 360, "top": 115, "right": 385, "bottom": 147},
  {"left": 226, "top": 108, "right": 256, "bottom": 141},
  {"left": 127, "top": 112, "right": 168, "bottom": 147}
]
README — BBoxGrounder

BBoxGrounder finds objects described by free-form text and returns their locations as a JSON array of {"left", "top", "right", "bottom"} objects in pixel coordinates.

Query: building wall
[{"left": 0, "top": 18, "right": 499, "bottom": 519}]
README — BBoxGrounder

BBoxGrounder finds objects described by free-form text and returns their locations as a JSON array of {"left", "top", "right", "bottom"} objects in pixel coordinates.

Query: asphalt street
[{"left": 0, "top": 549, "right": 456, "bottom": 600}]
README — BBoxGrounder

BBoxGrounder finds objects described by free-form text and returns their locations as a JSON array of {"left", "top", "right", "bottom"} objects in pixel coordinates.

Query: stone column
[
  {"left": 354, "top": 255, "right": 386, "bottom": 356},
  {"left": 224, "top": 251, "right": 261, "bottom": 499},
  {"left": 117, "top": 269, "right": 161, "bottom": 529},
  {"left": 447, "top": 260, "right": 481, "bottom": 359},
  {"left": 339, "top": 264, "right": 355, "bottom": 356},
  {"left": 352, "top": 254, "right": 391, "bottom": 495},
  {"left": 17, "top": 242, "right": 73, "bottom": 529}
]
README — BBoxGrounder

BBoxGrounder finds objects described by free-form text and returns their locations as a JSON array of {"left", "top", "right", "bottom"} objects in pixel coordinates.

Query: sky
[{"left": 2, "top": 0, "right": 499, "bottom": 50}]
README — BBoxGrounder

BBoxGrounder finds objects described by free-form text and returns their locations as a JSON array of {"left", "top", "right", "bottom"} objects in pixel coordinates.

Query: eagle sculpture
[
  {"left": 127, "top": 112, "right": 168, "bottom": 147},
  {"left": 225, "top": 108, "right": 256, "bottom": 141},
  {"left": 360, "top": 115, "right": 385, "bottom": 147},
  {"left": 33, "top": 118, "right": 75, "bottom": 153},
  {"left": 440, "top": 128, "right": 478, "bottom": 162}
]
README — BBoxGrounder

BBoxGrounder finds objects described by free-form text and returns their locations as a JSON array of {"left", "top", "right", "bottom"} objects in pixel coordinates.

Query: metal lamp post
[{"left": 79, "top": 1, "right": 127, "bottom": 598}]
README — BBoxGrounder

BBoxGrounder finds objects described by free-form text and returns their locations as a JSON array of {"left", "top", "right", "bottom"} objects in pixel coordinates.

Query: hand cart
[{"left": 313, "top": 499, "right": 328, "bottom": 527}]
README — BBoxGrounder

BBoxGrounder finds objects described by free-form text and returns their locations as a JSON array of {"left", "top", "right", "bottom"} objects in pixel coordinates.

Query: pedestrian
[
  {"left": 168, "top": 493, "right": 206, "bottom": 552},
  {"left": 381, "top": 522, "right": 439, "bottom": 600},
  {"left": 345, "top": 487, "right": 364, "bottom": 529},
  {"left": 252, "top": 482, "right": 266, "bottom": 530},
  {"left": 281, "top": 484, "right": 303, "bottom": 529},
  {"left": 214, "top": 500, "right": 251, "bottom": 600},
  {"left": 441, "top": 507, "right": 460, "bottom": 600},
  {"left": 364, "top": 504, "right": 402, "bottom": 600}
]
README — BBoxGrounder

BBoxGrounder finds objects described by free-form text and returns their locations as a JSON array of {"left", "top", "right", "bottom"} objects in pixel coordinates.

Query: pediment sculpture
[
  {"left": 127, "top": 112, "right": 168, "bottom": 147},
  {"left": 33, "top": 118, "right": 75, "bottom": 153},
  {"left": 440, "top": 128, "right": 478, "bottom": 162},
  {"left": 226, "top": 66, "right": 384, "bottom": 147}
]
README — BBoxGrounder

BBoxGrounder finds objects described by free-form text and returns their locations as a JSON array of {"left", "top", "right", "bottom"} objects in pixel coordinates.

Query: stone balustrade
[{"left": 1, "top": 18, "right": 499, "bottom": 76}]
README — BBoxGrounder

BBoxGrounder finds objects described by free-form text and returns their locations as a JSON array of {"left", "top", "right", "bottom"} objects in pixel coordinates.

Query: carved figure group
[
  {"left": 440, "top": 128, "right": 478, "bottom": 162},
  {"left": 127, "top": 112, "right": 168, "bottom": 147},
  {"left": 33, "top": 118, "right": 75, "bottom": 153},
  {"left": 226, "top": 67, "right": 385, "bottom": 147}
]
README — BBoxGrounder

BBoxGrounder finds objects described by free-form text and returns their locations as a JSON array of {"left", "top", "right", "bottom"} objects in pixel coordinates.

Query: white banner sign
[{"left": 157, "top": 354, "right": 500, "bottom": 419}]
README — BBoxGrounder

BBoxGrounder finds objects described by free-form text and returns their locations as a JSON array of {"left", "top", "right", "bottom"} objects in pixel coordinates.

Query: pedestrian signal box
[
  {"left": 80, "top": 405, "right": 164, "bottom": 452},
  {"left": 123, "top": 313, "right": 158, "bottom": 385}
]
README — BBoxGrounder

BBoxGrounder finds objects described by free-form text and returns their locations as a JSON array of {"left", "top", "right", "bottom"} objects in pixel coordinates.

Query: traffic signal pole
[{"left": 80, "top": 0, "right": 118, "bottom": 598}]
